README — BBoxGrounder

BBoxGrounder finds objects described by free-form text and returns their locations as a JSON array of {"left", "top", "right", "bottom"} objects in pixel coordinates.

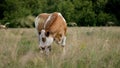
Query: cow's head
[{"left": 39, "top": 29, "right": 53, "bottom": 52}]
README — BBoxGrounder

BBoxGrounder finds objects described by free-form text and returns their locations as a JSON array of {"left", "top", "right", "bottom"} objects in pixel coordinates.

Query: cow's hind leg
[
  {"left": 61, "top": 36, "right": 66, "bottom": 47},
  {"left": 61, "top": 36, "right": 66, "bottom": 55}
]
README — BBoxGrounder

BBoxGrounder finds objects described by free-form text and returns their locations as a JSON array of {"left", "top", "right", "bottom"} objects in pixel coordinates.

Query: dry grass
[{"left": 0, "top": 27, "right": 120, "bottom": 68}]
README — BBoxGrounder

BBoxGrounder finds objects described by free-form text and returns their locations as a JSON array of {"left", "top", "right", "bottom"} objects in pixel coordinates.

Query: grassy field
[{"left": 0, "top": 27, "right": 120, "bottom": 68}]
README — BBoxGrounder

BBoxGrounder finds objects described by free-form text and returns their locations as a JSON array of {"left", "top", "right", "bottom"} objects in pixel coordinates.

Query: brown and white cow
[{"left": 35, "top": 12, "right": 67, "bottom": 54}]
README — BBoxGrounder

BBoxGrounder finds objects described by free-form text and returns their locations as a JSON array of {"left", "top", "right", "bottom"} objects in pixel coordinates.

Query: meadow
[{"left": 0, "top": 27, "right": 120, "bottom": 68}]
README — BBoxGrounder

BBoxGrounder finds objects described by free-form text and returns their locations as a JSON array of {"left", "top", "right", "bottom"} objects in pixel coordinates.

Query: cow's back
[
  {"left": 45, "top": 12, "right": 67, "bottom": 35},
  {"left": 35, "top": 12, "right": 67, "bottom": 36},
  {"left": 35, "top": 12, "right": 67, "bottom": 53}
]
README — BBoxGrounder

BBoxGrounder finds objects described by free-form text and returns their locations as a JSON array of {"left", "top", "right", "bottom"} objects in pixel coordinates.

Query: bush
[
  {"left": 13, "top": 15, "right": 35, "bottom": 28},
  {"left": 97, "top": 12, "right": 117, "bottom": 26},
  {"left": 67, "top": 22, "right": 77, "bottom": 27}
]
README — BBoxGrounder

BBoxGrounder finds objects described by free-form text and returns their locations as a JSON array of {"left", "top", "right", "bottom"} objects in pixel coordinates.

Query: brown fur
[
  {"left": 37, "top": 13, "right": 50, "bottom": 31},
  {"left": 37, "top": 12, "right": 67, "bottom": 43}
]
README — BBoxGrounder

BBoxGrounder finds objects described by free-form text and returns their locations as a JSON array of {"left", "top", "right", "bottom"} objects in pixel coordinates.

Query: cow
[
  {"left": 35, "top": 12, "right": 67, "bottom": 54},
  {"left": 0, "top": 25, "right": 7, "bottom": 29}
]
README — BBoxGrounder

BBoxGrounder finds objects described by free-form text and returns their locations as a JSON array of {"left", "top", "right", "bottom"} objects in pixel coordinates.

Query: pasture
[{"left": 0, "top": 27, "right": 120, "bottom": 68}]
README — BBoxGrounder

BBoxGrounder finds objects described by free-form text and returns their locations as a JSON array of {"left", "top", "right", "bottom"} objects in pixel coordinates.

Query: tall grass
[{"left": 0, "top": 27, "right": 120, "bottom": 68}]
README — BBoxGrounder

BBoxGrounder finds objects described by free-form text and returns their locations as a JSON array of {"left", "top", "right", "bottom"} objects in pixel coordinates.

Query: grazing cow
[
  {"left": 35, "top": 12, "right": 67, "bottom": 54},
  {"left": 0, "top": 25, "right": 7, "bottom": 29}
]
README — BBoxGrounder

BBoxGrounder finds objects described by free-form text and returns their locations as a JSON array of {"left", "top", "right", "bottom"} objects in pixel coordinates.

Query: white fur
[
  {"left": 34, "top": 16, "right": 40, "bottom": 38},
  {"left": 44, "top": 14, "right": 52, "bottom": 29},
  {"left": 62, "top": 36, "right": 66, "bottom": 46},
  {"left": 40, "top": 30, "right": 46, "bottom": 37},
  {"left": 35, "top": 15, "right": 54, "bottom": 48},
  {"left": 45, "top": 47, "right": 50, "bottom": 55},
  {"left": 35, "top": 16, "right": 40, "bottom": 29},
  {"left": 35, "top": 13, "right": 67, "bottom": 54},
  {"left": 39, "top": 29, "right": 54, "bottom": 48},
  {"left": 57, "top": 36, "right": 66, "bottom": 46},
  {"left": 58, "top": 13, "right": 66, "bottom": 23}
]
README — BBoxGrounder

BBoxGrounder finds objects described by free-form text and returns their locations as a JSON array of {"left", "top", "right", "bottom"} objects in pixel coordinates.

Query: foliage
[
  {"left": 0, "top": 0, "right": 120, "bottom": 27},
  {"left": 57, "top": 1, "right": 74, "bottom": 22}
]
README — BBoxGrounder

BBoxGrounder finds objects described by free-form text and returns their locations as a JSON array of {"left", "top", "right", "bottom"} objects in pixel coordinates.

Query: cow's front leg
[{"left": 45, "top": 46, "right": 51, "bottom": 55}]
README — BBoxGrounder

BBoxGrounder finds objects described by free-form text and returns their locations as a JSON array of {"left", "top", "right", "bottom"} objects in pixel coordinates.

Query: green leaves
[
  {"left": 0, "top": 0, "right": 120, "bottom": 27},
  {"left": 57, "top": 1, "right": 74, "bottom": 22}
]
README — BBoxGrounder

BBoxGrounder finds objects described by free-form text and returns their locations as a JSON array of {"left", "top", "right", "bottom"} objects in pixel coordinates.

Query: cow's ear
[
  {"left": 39, "top": 32, "right": 41, "bottom": 35},
  {"left": 46, "top": 31, "right": 50, "bottom": 37}
]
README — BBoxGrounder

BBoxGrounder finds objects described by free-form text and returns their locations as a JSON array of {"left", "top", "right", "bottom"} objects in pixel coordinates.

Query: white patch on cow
[
  {"left": 35, "top": 16, "right": 40, "bottom": 29},
  {"left": 35, "top": 16, "right": 40, "bottom": 38},
  {"left": 44, "top": 14, "right": 52, "bottom": 29},
  {"left": 45, "top": 47, "right": 50, "bottom": 55},
  {"left": 40, "top": 30, "right": 46, "bottom": 37},
  {"left": 58, "top": 13, "right": 66, "bottom": 22},
  {"left": 57, "top": 35, "right": 66, "bottom": 46},
  {"left": 61, "top": 36, "right": 66, "bottom": 46},
  {"left": 39, "top": 29, "right": 54, "bottom": 48}
]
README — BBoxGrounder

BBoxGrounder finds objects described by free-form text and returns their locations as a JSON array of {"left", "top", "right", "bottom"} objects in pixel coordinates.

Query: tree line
[{"left": 0, "top": 0, "right": 120, "bottom": 27}]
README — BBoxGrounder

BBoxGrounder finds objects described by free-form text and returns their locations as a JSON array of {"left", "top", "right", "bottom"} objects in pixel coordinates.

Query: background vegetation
[{"left": 0, "top": 0, "right": 120, "bottom": 27}]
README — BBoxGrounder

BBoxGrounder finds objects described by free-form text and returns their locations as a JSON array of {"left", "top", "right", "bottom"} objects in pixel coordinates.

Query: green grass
[{"left": 0, "top": 27, "right": 120, "bottom": 68}]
